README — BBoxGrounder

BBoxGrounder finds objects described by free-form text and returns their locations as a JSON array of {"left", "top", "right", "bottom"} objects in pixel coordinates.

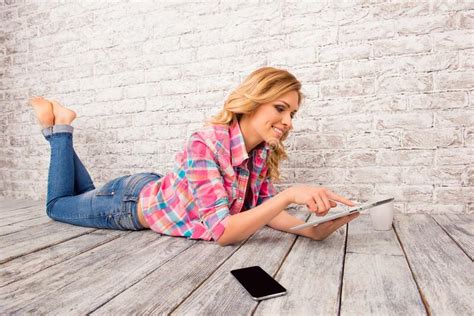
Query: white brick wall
[{"left": 1, "top": 0, "right": 473, "bottom": 214}]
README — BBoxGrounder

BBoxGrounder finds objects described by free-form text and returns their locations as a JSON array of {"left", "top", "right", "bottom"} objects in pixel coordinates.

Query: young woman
[{"left": 29, "top": 67, "right": 358, "bottom": 247}]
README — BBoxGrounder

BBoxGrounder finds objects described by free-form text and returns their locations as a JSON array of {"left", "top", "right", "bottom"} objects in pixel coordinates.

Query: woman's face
[{"left": 239, "top": 90, "right": 300, "bottom": 153}]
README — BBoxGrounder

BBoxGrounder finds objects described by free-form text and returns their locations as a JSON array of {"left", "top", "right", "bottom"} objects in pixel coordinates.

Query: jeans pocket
[{"left": 96, "top": 175, "right": 128, "bottom": 196}]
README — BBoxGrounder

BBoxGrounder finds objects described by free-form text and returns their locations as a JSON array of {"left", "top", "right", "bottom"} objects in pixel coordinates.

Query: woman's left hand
[{"left": 310, "top": 212, "right": 360, "bottom": 241}]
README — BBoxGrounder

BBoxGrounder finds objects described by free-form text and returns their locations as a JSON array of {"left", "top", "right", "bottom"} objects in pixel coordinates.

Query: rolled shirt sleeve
[
  {"left": 184, "top": 136, "right": 231, "bottom": 241},
  {"left": 257, "top": 174, "right": 277, "bottom": 206}
]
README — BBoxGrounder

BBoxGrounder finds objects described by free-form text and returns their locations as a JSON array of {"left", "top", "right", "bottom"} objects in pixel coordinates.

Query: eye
[{"left": 275, "top": 105, "right": 284, "bottom": 112}]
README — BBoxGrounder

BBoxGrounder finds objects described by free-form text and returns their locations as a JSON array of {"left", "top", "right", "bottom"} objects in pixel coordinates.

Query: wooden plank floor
[{"left": 0, "top": 199, "right": 472, "bottom": 315}]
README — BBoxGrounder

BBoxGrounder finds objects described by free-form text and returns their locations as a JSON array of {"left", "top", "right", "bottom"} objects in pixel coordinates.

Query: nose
[{"left": 282, "top": 113, "right": 292, "bottom": 130}]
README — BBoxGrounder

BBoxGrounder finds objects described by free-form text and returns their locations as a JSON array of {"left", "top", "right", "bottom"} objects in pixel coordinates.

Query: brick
[
  {"left": 161, "top": 79, "right": 196, "bottom": 95},
  {"left": 324, "top": 151, "right": 376, "bottom": 167},
  {"left": 403, "top": 166, "right": 465, "bottom": 185},
  {"left": 294, "top": 134, "right": 345, "bottom": 150},
  {"left": 465, "top": 127, "right": 474, "bottom": 146},
  {"left": 319, "top": 43, "right": 371, "bottom": 62},
  {"left": 197, "top": 74, "right": 238, "bottom": 93},
  {"left": 320, "top": 78, "right": 375, "bottom": 98},
  {"left": 300, "top": 98, "right": 351, "bottom": 117},
  {"left": 346, "top": 131, "right": 401, "bottom": 149},
  {"left": 401, "top": 128, "right": 462, "bottom": 148},
  {"left": 434, "top": 110, "right": 474, "bottom": 128},
  {"left": 291, "top": 151, "right": 325, "bottom": 168},
  {"left": 371, "top": 1, "right": 429, "bottom": 18},
  {"left": 340, "top": 20, "right": 395, "bottom": 42},
  {"left": 405, "top": 203, "right": 464, "bottom": 214},
  {"left": 351, "top": 95, "right": 407, "bottom": 112},
  {"left": 291, "top": 118, "right": 319, "bottom": 133},
  {"left": 377, "top": 149, "right": 434, "bottom": 166},
  {"left": 408, "top": 92, "right": 468, "bottom": 110},
  {"left": 434, "top": 187, "right": 474, "bottom": 204},
  {"left": 395, "top": 13, "right": 457, "bottom": 35},
  {"left": 434, "top": 30, "right": 474, "bottom": 51},
  {"left": 281, "top": 0, "right": 325, "bottom": 16},
  {"left": 288, "top": 28, "right": 338, "bottom": 48},
  {"left": 459, "top": 50, "right": 474, "bottom": 70},
  {"left": 430, "top": 0, "right": 474, "bottom": 12},
  {"left": 294, "top": 168, "right": 345, "bottom": 185},
  {"left": 376, "top": 184, "right": 433, "bottom": 204},
  {"left": 293, "top": 63, "right": 339, "bottom": 83},
  {"left": 342, "top": 58, "right": 398, "bottom": 78},
  {"left": 398, "top": 52, "right": 458, "bottom": 73},
  {"left": 372, "top": 35, "right": 431, "bottom": 57},
  {"left": 142, "top": 37, "right": 180, "bottom": 54},
  {"left": 95, "top": 87, "right": 123, "bottom": 102},
  {"left": 375, "top": 112, "right": 432, "bottom": 129},
  {"left": 459, "top": 10, "right": 474, "bottom": 28},
  {"left": 321, "top": 114, "right": 372, "bottom": 132},
  {"left": 196, "top": 42, "right": 239, "bottom": 60},
  {"left": 241, "top": 36, "right": 285, "bottom": 55},
  {"left": 434, "top": 71, "right": 474, "bottom": 90},
  {"left": 377, "top": 74, "right": 432, "bottom": 95},
  {"left": 268, "top": 47, "right": 316, "bottom": 65},
  {"left": 347, "top": 167, "right": 402, "bottom": 184},
  {"left": 436, "top": 147, "right": 474, "bottom": 165},
  {"left": 221, "top": 20, "right": 266, "bottom": 42}
]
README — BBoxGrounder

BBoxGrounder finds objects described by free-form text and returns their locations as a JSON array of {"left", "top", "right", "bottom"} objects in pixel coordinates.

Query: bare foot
[
  {"left": 28, "top": 96, "right": 54, "bottom": 128},
  {"left": 50, "top": 99, "right": 77, "bottom": 125}
]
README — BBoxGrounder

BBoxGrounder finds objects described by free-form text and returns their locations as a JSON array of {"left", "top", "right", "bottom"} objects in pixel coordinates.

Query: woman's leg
[
  {"left": 42, "top": 126, "right": 95, "bottom": 196},
  {"left": 42, "top": 125, "right": 76, "bottom": 208},
  {"left": 49, "top": 99, "right": 95, "bottom": 195}
]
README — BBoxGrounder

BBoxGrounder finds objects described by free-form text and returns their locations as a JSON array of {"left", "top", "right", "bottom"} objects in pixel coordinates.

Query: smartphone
[{"left": 230, "top": 266, "right": 287, "bottom": 301}]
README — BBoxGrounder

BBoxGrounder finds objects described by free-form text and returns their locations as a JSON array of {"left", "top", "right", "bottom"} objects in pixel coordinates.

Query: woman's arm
[{"left": 216, "top": 190, "right": 291, "bottom": 246}]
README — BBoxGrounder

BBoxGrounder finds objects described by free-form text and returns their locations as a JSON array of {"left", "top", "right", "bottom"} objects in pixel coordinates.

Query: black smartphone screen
[{"left": 230, "top": 266, "right": 287, "bottom": 300}]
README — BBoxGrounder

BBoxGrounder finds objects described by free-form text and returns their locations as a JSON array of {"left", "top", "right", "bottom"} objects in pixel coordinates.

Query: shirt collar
[{"left": 229, "top": 117, "right": 271, "bottom": 167}]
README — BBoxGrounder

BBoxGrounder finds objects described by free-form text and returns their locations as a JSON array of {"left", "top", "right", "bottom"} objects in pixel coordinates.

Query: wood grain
[
  {"left": 431, "top": 214, "right": 474, "bottom": 260},
  {"left": 342, "top": 215, "right": 425, "bottom": 316},
  {"left": 394, "top": 214, "right": 473, "bottom": 315},
  {"left": 255, "top": 211, "right": 347, "bottom": 315}
]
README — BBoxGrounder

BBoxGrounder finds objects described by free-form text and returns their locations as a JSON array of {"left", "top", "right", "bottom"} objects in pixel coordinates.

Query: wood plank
[
  {"left": 255, "top": 212, "right": 347, "bottom": 315},
  {"left": 0, "top": 221, "right": 95, "bottom": 264},
  {"left": 0, "top": 200, "right": 43, "bottom": 213},
  {"left": 0, "top": 230, "right": 128, "bottom": 287},
  {"left": 92, "top": 211, "right": 308, "bottom": 315},
  {"left": 170, "top": 208, "right": 308, "bottom": 315},
  {"left": 0, "top": 206, "right": 46, "bottom": 226},
  {"left": 0, "top": 204, "right": 45, "bottom": 220},
  {"left": 0, "top": 231, "right": 194, "bottom": 314},
  {"left": 341, "top": 215, "right": 426, "bottom": 316},
  {"left": 0, "top": 216, "right": 51, "bottom": 236},
  {"left": 394, "top": 214, "right": 473, "bottom": 315},
  {"left": 431, "top": 214, "right": 474, "bottom": 260}
]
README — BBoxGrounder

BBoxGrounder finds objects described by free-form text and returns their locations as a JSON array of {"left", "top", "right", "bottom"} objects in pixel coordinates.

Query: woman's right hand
[{"left": 284, "top": 185, "right": 355, "bottom": 216}]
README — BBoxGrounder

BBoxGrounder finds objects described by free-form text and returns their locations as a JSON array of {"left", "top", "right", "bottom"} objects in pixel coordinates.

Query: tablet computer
[{"left": 289, "top": 197, "right": 394, "bottom": 231}]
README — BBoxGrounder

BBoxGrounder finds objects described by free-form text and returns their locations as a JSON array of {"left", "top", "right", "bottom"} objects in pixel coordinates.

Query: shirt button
[{"left": 238, "top": 197, "right": 243, "bottom": 201}]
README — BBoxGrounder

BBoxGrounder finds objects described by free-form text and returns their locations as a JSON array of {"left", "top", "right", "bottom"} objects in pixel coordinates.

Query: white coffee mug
[{"left": 370, "top": 199, "right": 394, "bottom": 231}]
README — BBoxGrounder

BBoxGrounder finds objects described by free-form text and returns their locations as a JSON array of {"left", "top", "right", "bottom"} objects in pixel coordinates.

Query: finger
[
  {"left": 321, "top": 193, "right": 331, "bottom": 210},
  {"left": 314, "top": 195, "right": 327, "bottom": 215},
  {"left": 329, "top": 200, "right": 337, "bottom": 208},
  {"left": 306, "top": 198, "right": 318, "bottom": 214},
  {"left": 325, "top": 190, "right": 355, "bottom": 207}
]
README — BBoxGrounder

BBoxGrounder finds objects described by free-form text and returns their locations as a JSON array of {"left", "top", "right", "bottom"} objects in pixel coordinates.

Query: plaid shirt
[{"left": 139, "top": 118, "right": 276, "bottom": 241}]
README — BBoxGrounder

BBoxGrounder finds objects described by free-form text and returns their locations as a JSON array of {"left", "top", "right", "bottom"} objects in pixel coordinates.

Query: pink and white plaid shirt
[{"left": 139, "top": 118, "right": 276, "bottom": 241}]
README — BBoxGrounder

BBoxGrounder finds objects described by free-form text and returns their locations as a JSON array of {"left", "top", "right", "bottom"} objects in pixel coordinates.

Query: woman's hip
[{"left": 47, "top": 172, "right": 162, "bottom": 230}]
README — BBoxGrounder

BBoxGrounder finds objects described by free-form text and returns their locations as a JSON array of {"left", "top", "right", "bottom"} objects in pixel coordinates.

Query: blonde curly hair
[{"left": 204, "top": 66, "right": 304, "bottom": 183}]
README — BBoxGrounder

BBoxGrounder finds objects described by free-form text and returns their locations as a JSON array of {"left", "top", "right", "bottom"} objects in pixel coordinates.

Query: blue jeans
[{"left": 43, "top": 124, "right": 162, "bottom": 230}]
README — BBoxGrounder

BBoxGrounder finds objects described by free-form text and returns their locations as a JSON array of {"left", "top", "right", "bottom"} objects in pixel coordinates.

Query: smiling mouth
[{"left": 272, "top": 127, "right": 283, "bottom": 137}]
